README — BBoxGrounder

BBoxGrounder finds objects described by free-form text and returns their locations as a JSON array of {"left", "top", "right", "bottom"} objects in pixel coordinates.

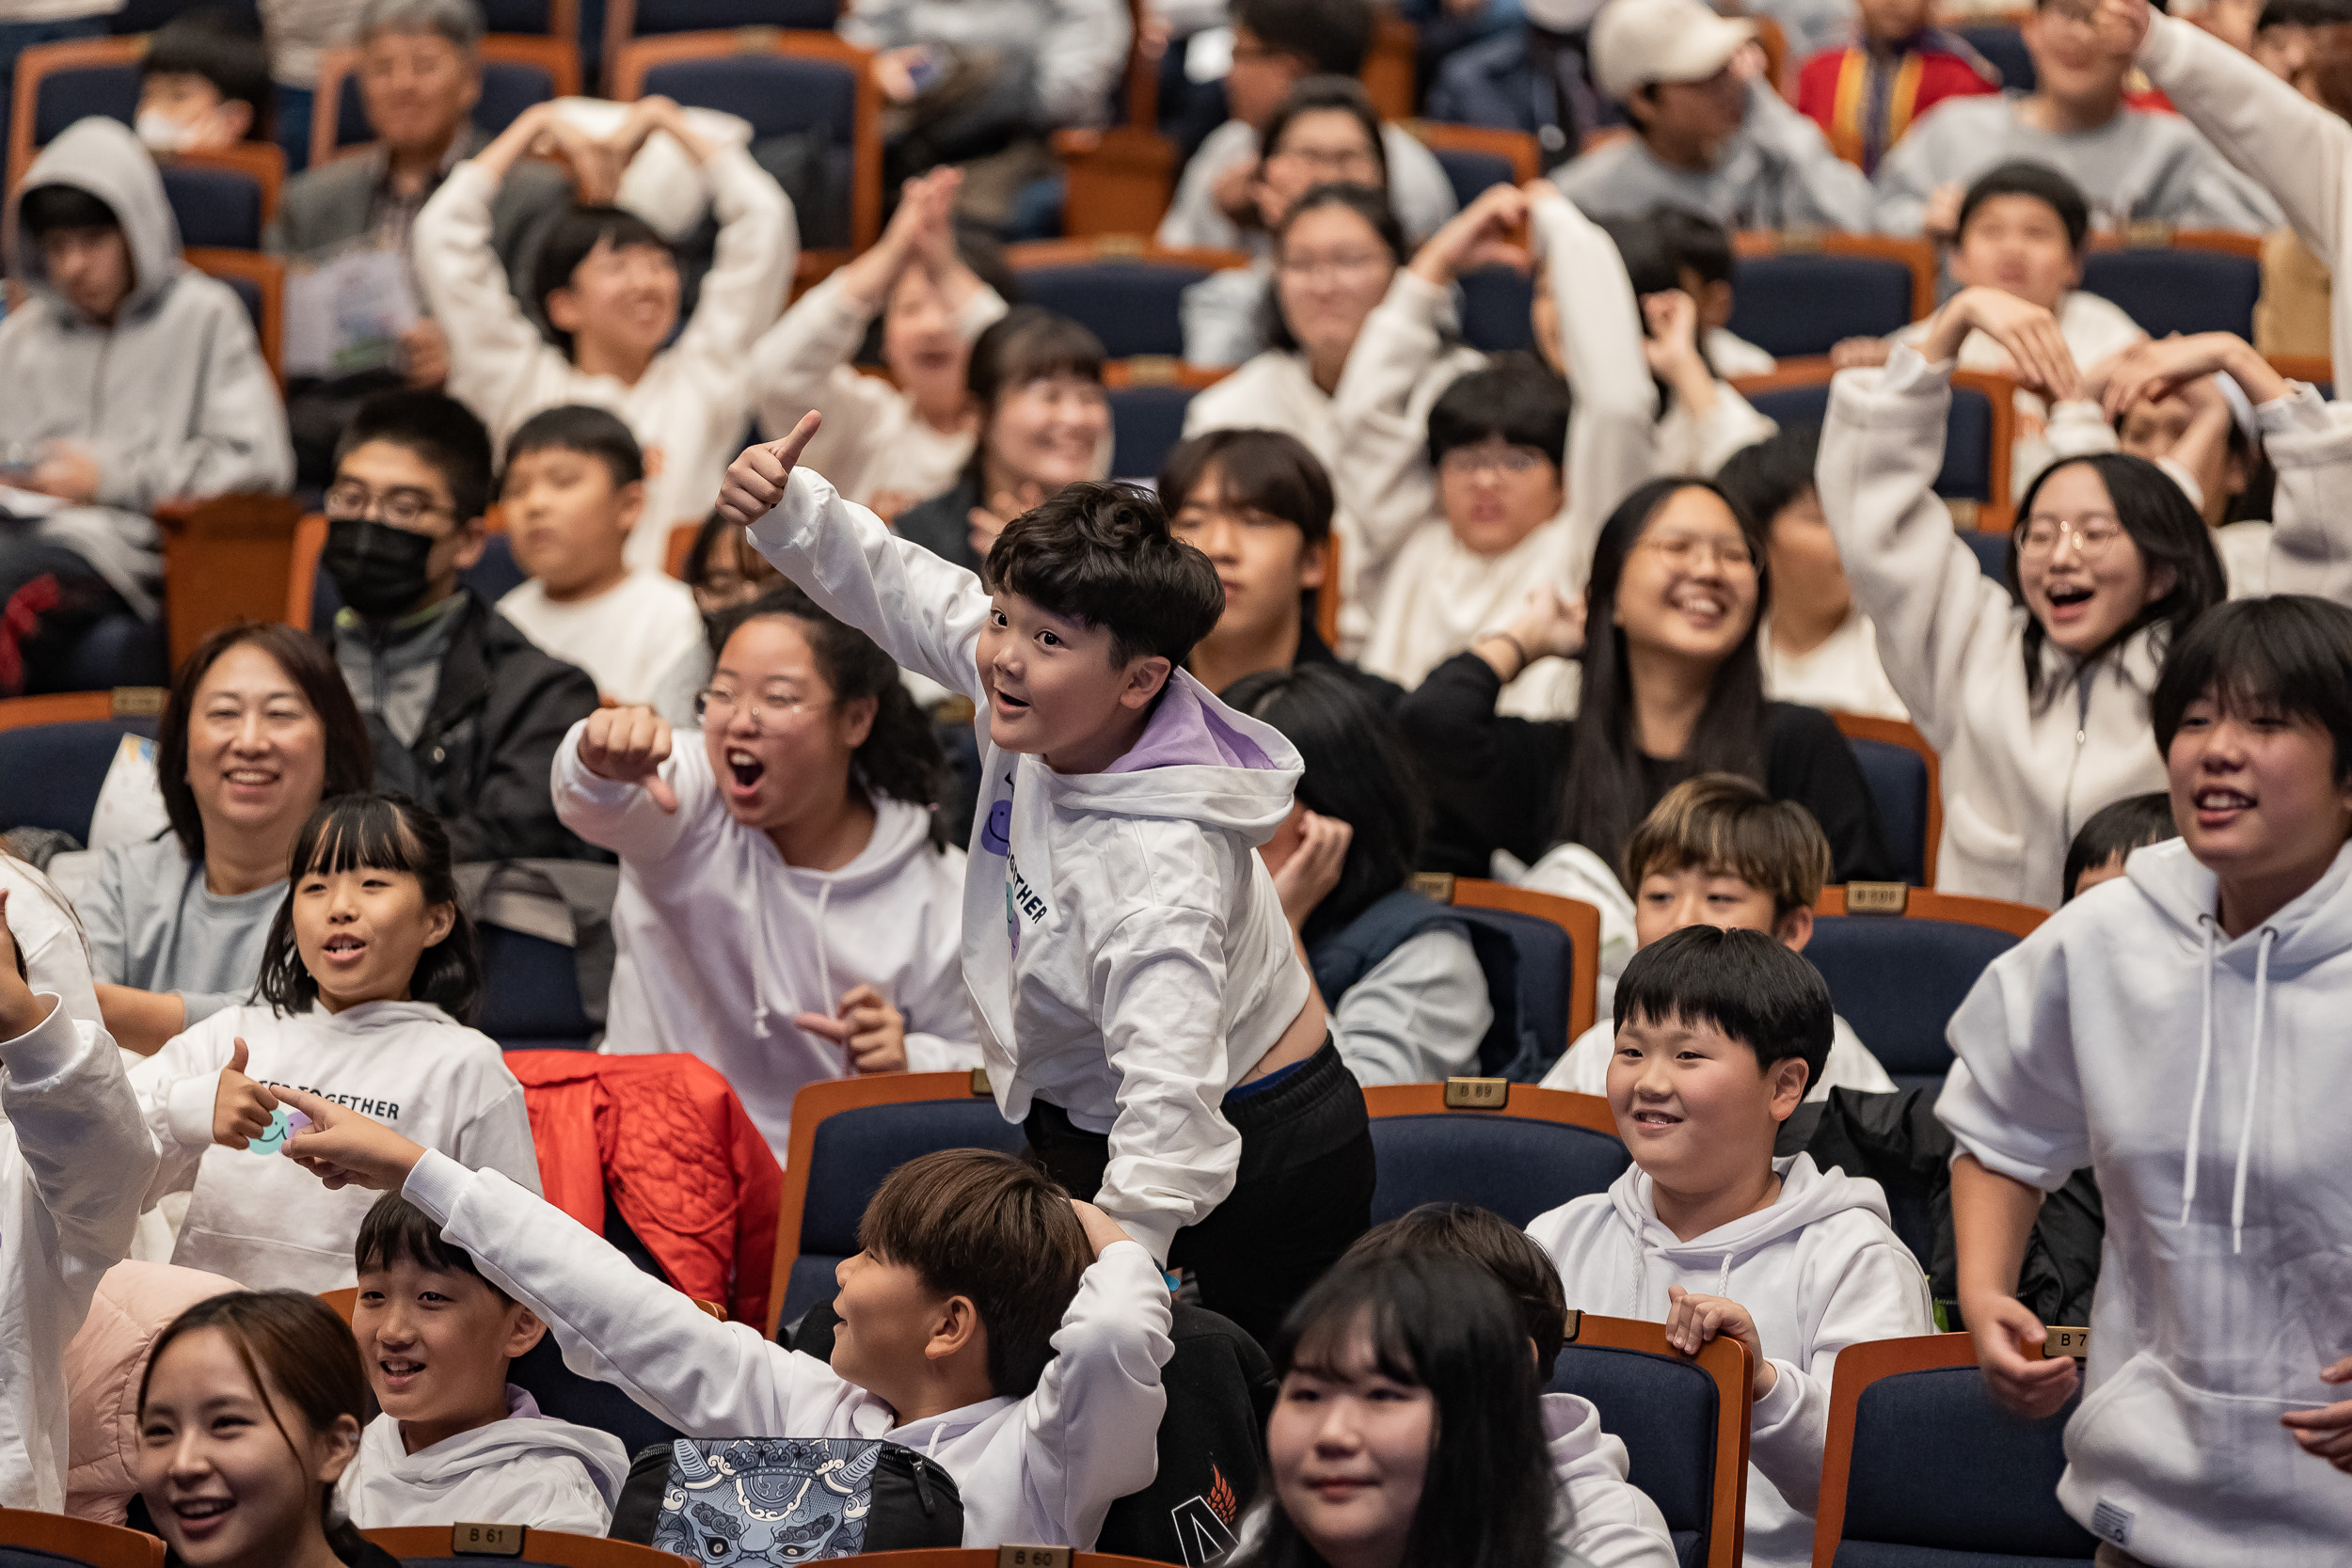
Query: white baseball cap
[{"left": 1588, "top": 0, "right": 1756, "bottom": 105}]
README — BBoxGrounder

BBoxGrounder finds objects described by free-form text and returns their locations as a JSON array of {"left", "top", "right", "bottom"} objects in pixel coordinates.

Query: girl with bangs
[
  {"left": 1226, "top": 1252, "right": 1574, "bottom": 1568},
  {"left": 129, "top": 794, "right": 539, "bottom": 1292}
]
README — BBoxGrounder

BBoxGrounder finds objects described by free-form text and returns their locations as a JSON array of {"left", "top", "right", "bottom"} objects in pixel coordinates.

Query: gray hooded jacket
[{"left": 0, "top": 117, "right": 293, "bottom": 616}]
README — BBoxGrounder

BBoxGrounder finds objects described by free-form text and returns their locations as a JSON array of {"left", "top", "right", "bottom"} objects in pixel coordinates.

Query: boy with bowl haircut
[
  {"left": 493, "top": 404, "right": 703, "bottom": 706},
  {"left": 276, "top": 1103, "right": 1174, "bottom": 1551},
  {"left": 1528, "top": 924, "right": 1934, "bottom": 1568},
  {"left": 713, "top": 413, "right": 1371, "bottom": 1350},
  {"left": 342, "top": 1192, "right": 628, "bottom": 1531},
  {"left": 1541, "top": 774, "right": 1897, "bottom": 1101}
]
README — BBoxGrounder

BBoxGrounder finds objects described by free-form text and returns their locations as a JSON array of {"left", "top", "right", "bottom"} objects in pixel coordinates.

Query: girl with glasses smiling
[
  {"left": 1818, "top": 283, "right": 2352, "bottom": 909},
  {"left": 548, "top": 581, "right": 977, "bottom": 1162}
]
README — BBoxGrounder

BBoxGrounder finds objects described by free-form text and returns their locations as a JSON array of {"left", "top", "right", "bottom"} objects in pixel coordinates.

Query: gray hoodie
[
  {"left": 341, "top": 1386, "right": 629, "bottom": 1533},
  {"left": 0, "top": 117, "right": 293, "bottom": 616}
]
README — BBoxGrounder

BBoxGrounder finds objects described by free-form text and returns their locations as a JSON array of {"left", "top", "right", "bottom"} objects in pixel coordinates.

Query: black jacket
[
  {"left": 895, "top": 479, "right": 987, "bottom": 574},
  {"left": 329, "top": 590, "right": 603, "bottom": 863}
]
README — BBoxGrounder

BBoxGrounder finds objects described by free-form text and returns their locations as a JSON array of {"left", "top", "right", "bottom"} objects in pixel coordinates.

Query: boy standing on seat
[
  {"left": 1528, "top": 924, "right": 1933, "bottom": 1568},
  {"left": 708, "top": 414, "right": 1372, "bottom": 1349}
]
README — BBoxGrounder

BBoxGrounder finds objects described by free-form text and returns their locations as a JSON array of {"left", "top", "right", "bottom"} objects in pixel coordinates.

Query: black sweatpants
[{"left": 1025, "top": 1038, "right": 1374, "bottom": 1350}]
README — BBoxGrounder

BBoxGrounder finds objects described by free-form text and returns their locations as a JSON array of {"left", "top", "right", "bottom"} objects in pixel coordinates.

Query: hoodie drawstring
[
  {"left": 2178, "top": 916, "right": 2278, "bottom": 1255},
  {"left": 2228, "top": 927, "right": 2278, "bottom": 1255},
  {"left": 2178, "top": 917, "right": 2219, "bottom": 1227},
  {"left": 1716, "top": 1255, "right": 1732, "bottom": 1298}
]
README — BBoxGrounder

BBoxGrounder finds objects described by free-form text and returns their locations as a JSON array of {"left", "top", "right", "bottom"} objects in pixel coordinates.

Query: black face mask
[{"left": 323, "top": 516, "right": 437, "bottom": 618}]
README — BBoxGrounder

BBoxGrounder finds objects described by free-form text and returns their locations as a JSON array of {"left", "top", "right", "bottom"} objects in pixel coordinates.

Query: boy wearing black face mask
[{"left": 323, "top": 391, "right": 601, "bottom": 862}]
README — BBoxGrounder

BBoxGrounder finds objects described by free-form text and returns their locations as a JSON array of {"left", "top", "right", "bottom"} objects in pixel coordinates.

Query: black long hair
[
  {"left": 1228, "top": 1254, "right": 1559, "bottom": 1568},
  {"left": 1223, "top": 665, "right": 1424, "bottom": 944},
  {"left": 2010, "top": 453, "right": 2226, "bottom": 700},
  {"left": 709, "top": 582, "right": 948, "bottom": 838},
  {"left": 254, "top": 793, "right": 481, "bottom": 1022},
  {"left": 1557, "top": 477, "right": 1772, "bottom": 881}
]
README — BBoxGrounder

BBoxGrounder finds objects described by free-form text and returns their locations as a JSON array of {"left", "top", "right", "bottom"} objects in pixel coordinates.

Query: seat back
[
  {"left": 7, "top": 37, "right": 140, "bottom": 187},
  {"left": 1549, "top": 1317, "right": 1751, "bottom": 1568},
  {"left": 2080, "top": 244, "right": 2263, "bottom": 341},
  {"left": 1460, "top": 262, "right": 1536, "bottom": 353},
  {"left": 0, "top": 1510, "right": 166, "bottom": 1568},
  {"left": 1107, "top": 381, "right": 1196, "bottom": 479},
  {"left": 767, "top": 1073, "right": 1027, "bottom": 1336},
  {"left": 367, "top": 1528, "right": 691, "bottom": 1568},
  {"left": 1433, "top": 874, "right": 1602, "bottom": 1043},
  {"left": 480, "top": 0, "right": 580, "bottom": 33},
  {"left": 158, "top": 161, "right": 267, "bottom": 249},
  {"left": 0, "top": 718, "right": 147, "bottom": 839},
  {"left": 1725, "top": 253, "right": 1916, "bottom": 358},
  {"left": 1362, "top": 1083, "right": 1629, "bottom": 1227},
  {"left": 1956, "top": 25, "right": 2035, "bottom": 93},
  {"left": 1816, "top": 1335, "right": 2097, "bottom": 1566},
  {"left": 1009, "top": 247, "right": 1225, "bottom": 359},
  {"left": 1832, "top": 713, "right": 1941, "bottom": 888},
  {"left": 1963, "top": 527, "right": 2011, "bottom": 583},
  {"left": 604, "top": 0, "right": 841, "bottom": 71},
  {"left": 1736, "top": 368, "right": 2011, "bottom": 523},
  {"left": 1804, "top": 886, "right": 2045, "bottom": 1094},
  {"left": 475, "top": 924, "right": 596, "bottom": 1049}
]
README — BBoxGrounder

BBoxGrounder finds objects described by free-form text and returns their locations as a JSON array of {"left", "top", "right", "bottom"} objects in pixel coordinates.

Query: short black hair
[
  {"left": 1343, "top": 1204, "right": 1571, "bottom": 1382},
  {"left": 1235, "top": 0, "right": 1375, "bottom": 76},
  {"left": 503, "top": 404, "right": 644, "bottom": 490},
  {"left": 1157, "top": 427, "right": 1335, "bottom": 546},
  {"left": 18, "top": 184, "right": 118, "bottom": 239},
  {"left": 1262, "top": 75, "right": 1389, "bottom": 188},
  {"left": 255, "top": 794, "right": 481, "bottom": 1022},
  {"left": 2259, "top": 0, "right": 2352, "bottom": 29},
  {"left": 354, "top": 1191, "right": 509, "bottom": 1300},
  {"left": 1426, "top": 353, "right": 1571, "bottom": 469},
  {"left": 142, "top": 8, "right": 272, "bottom": 134},
  {"left": 1266, "top": 183, "right": 1406, "bottom": 354},
  {"left": 1648, "top": 207, "right": 1735, "bottom": 288},
  {"left": 1614, "top": 924, "right": 1833, "bottom": 1098},
  {"left": 530, "top": 204, "right": 673, "bottom": 356},
  {"left": 2152, "top": 594, "right": 2352, "bottom": 787},
  {"left": 1957, "top": 160, "right": 2091, "bottom": 254},
  {"left": 1716, "top": 423, "right": 1822, "bottom": 532},
  {"left": 984, "top": 483, "right": 1225, "bottom": 668},
  {"left": 1595, "top": 213, "right": 1683, "bottom": 296},
  {"left": 336, "top": 389, "right": 496, "bottom": 529},
  {"left": 2063, "top": 791, "right": 2177, "bottom": 900}
]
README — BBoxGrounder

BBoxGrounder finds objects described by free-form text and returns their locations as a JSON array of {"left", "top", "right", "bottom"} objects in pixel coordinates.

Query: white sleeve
[
  {"left": 1744, "top": 1236, "right": 1935, "bottom": 1515},
  {"left": 1332, "top": 927, "right": 1493, "bottom": 1086},
  {"left": 411, "top": 162, "right": 570, "bottom": 434},
  {"left": 126, "top": 1013, "right": 238, "bottom": 1203},
  {"left": 405, "top": 1149, "right": 877, "bottom": 1435},
  {"left": 1034, "top": 0, "right": 1131, "bottom": 128},
  {"left": 1535, "top": 196, "right": 1661, "bottom": 571},
  {"left": 1816, "top": 347, "right": 2025, "bottom": 757},
  {"left": 1683, "top": 382, "right": 1779, "bottom": 477},
  {"left": 1327, "top": 271, "right": 1463, "bottom": 593},
  {"left": 451, "top": 1076, "right": 545, "bottom": 1196},
  {"left": 551, "top": 718, "right": 705, "bottom": 863},
  {"left": 0, "top": 1002, "right": 154, "bottom": 1275},
  {"left": 2250, "top": 388, "right": 2352, "bottom": 606},
  {"left": 1013, "top": 1241, "right": 1174, "bottom": 1546},
  {"left": 674, "top": 147, "right": 797, "bottom": 368},
  {"left": 1536, "top": 1022, "right": 1613, "bottom": 1094},
  {"left": 746, "top": 467, "right": 991, "bottom": 702},
  {"left": 1155, "top": 128, "right": 1249, "bottom": 251},
  {"left": 1934, "top": 923, "right": 2092, "bottom": 1191}
]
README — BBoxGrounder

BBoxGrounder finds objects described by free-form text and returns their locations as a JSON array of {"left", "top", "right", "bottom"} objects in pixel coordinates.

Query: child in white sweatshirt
[
  {"left": 273, "top": 1104, "right": 1173, "bottom": 1551},
  {"left": 129, "top": 794, "right": 541, "bottom": 1292},
  {"left": 1344, "top": 1206, "right": 1679, "bottom": 1568},
  {"left": 1527, "top": 925, "right": 1934, "bottom": 1568},
  {"left": 412, "top": 95, "right": 795, "bottom": 570},
  {"left": 554, "top": 583, "right": 980, "bottom": 1158},
  {"left": 1944, "top": 595, "right": 2352, "bottom": 1566},
  {"left": 0, "top": 887, "right": 155, "bottom": 1510},
  {"left": 1540, "top": 775, "right": 1896, "bottom": 1101},
  {"left": 718, "top": 419, "right": 1367, "bottom": 1350},
  {"left": 750, "top": 165, "right": 1009, "bottom": 520},
  {"left": 341, "top": 1193, "right": 628, "bottom": 1532}
]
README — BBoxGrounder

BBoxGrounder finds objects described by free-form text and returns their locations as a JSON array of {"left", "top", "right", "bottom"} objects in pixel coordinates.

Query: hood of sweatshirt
[
  {"left": 2124, "top": 835, "right": 2352, "bottom": 1253},
  {"left": 352, "top": 1387, "right": 630, "bottom": 1506},
  {"left": 1042, "top": 672, "right": 1302, "bottom": 846},
  {"left": 1605, "top": 1151, "right": 1894, "bottom": 1308},
  {"left": 6, "top": 117, "right": 183, "bottom": 322}
]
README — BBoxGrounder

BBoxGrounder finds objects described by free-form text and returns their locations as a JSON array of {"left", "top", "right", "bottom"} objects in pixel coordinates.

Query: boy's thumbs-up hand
[
  {"left": 276, "top": 1085, "right": 426, "bottom": 1193},
  {"left": 716, "top": 410, "right": 823, "bottom": 531},
  {"left": 212, "top": 1037, "right": 280, "bottom": 1149}
]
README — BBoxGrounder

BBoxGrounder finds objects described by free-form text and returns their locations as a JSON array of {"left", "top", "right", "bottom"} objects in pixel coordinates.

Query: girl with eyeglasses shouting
[
  {"left": 550, "top": 582, "right": 977, "bottom": 1163},
  {"left": 1818, "top": 284, "right": 2352, "bottom": 909}
]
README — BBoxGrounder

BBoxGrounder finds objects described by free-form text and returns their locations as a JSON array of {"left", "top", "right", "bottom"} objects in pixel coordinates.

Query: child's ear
[
  {"left": 1773, "top": 903, "right": 1815, "bottom": 952},
  {"left": 838, "top": 692, "right": 879, "bottom": 751},
  {"left": 421, "top": 900, "right": 457, "bottom": 949},
  {"left": 545, "top": 286, "right": 582, "bottom": 334},
  {"left": 1298, "top": 538, "right": 1327, "bottom": 594},
  {"left": 615, "top": 478, "right": 647, "bottom": 534},
  {"left": 923, "top": 1294, "right": 981, "bottom": 1364},
  {"left": 503, "top": 1302, "right": 549, "bottom": 1360},
  {"left": 1768, "top": 1055, "right": 1810, "bottom": 1123},
  {"left": 1117, "top": 653, "right": 1175, "bottom": 712},
  {"left": 452, "top": 515, "right": 489, "bottom": 574}
]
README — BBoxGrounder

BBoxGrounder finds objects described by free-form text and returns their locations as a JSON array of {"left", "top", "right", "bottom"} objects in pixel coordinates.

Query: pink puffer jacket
[{"left": 66, "top": 1260, "right": 242, "bottom": 1522}]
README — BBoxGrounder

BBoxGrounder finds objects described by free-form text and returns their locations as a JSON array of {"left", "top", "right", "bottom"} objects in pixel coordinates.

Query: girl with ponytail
[
  {"left": 550, "top": 579, "right": 979, "bottom": 1161},
  {"left": 135, "top": 1291, "right": 391, "bottom": 1568}
]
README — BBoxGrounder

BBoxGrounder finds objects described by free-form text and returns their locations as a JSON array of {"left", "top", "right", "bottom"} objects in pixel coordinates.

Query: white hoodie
[
  {"left": 1818, "top": 344, "right": 2352, "bottom": 908},
  {"left": 1938, "top": 837, "right": 2352, "bottom": 1565},
  {"left": 129, "top": 1003, "right": 542, "bottom": 1291},
  {"left": 553, "top": 721, "right": 979, "bottom": 1156},
  {"left": 1543, "top": 1392, "right": 1679, "bottom": 1568},
  {"left": 1527, "top": 1154, "right": 1935, "bottom": 1568},
  {"left": 0, "top": 999, "right": 154, "bottom": 1510},
  {"left": 402, "top": 1148, "right": 1173, "bottom": 1548},
  {"left": 342, "top": 1386, "right": 630, "bottom": 1533},
  {"left": 747, "top": 469, "right": 1311, "bottom": 1264}
]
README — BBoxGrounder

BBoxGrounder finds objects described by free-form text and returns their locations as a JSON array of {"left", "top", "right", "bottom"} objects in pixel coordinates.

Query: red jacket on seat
[{"left": 505, "top": 1051, "right": 783, "bottom": 1328}]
